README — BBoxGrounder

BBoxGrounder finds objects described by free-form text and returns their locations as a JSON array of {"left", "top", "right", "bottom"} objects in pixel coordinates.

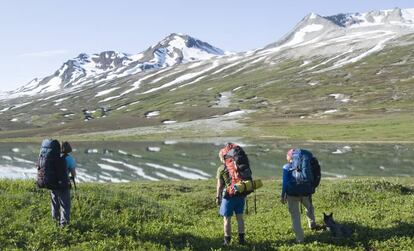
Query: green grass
[
  {"left": 1, "top": 113, "right": 412, "bottom": 143},
  {"left": 245, "top": 114, "right": 414, "bottom": 142},
  {"left": 1, "top": 178, "right": 414, "bottom": 250}
]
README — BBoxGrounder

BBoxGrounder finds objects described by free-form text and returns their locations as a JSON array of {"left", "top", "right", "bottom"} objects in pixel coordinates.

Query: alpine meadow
[{"left": 1, "top": 5, "right": 414, "bottom": 251}]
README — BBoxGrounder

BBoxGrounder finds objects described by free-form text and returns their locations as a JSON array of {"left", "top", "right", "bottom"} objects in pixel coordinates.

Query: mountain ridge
[
  {"left": 0, "top": 7, "right": 413, "bottom": 138},
  {"left": 6, "top": 7, "right": 414, "bottom": 97},
  {"left": 10, "top": 33, "right": 226, "bottom": 97}
]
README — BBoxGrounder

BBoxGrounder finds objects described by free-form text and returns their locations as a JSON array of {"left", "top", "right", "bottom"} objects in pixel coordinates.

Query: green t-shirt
[{"left": 216, "top": 165, "right": 231, "bottom": 187}]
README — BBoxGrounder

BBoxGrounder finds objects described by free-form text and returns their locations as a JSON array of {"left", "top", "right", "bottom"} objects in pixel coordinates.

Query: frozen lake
[{"left": 0, "top": 141, "right": 413, "bottom": 183}]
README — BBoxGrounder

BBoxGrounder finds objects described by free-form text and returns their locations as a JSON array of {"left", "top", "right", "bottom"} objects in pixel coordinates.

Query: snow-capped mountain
[
  {"left": 1, "top": 7, "right": 414, "bottom": 135},
  {"left": 264, "top": 7, "right": 414, "bottom": 56},
  {"left": 237, "top": 6, "right": 414, "bottom": 82},
  {"left": 10, "top": 8, "right": 414, "bottom": 98},
  {"left": 10, "top": 33, "right": 226, "bottom": 96},
  {"left": 14, "top": 51, "right": 132, "bottom": 95},
  {"left": 142, "top": 33, "right": 226, "bottom": 65},
  {"left": 265, "top": 12, "right": 340, "bottom": 50},
  {"left": 325, "top": 8, "right": 414, "bottom": 27}
]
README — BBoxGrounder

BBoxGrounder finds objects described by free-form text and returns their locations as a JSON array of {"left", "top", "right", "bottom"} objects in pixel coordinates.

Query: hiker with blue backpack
[
  {"left": 52, "top": 141, "right": 77, "bottom": 225},
  {"left": 280, "top": 148, "right": 321, "bottom": 243},
  {"left": 36, "top": 140, "right": 77, "bottom": 227}
]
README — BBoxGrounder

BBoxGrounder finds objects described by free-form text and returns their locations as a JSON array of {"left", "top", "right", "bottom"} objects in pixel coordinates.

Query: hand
[
  {"left": 215, "top": 197, "right": 221, "bottom": 206},
  {"left": 280, "top": 195, "right": 287, "bottom": 204}
]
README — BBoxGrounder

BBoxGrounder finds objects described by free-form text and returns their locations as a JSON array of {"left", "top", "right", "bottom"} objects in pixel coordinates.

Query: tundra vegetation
[{"left": 1, "top": 178, "right": 413, "bottom": 250}]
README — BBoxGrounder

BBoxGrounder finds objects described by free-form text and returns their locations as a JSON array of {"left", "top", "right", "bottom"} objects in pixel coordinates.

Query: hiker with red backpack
[
  {"left": 280, "top": 148, "right": 321, "bottom": 243},
  {"left": 36, "top": 140, "right": 76, "bottom": 227},
  {"left": 216, "top": 143, "right": 254, "bottom": 246}
]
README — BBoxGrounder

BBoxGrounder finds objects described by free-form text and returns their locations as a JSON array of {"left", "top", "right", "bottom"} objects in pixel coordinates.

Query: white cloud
[{"left": 18, "top": 50, "right": 69, "bottom": 58}]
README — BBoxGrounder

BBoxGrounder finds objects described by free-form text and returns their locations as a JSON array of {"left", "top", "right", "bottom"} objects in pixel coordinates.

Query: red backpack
[{"left": 219, "top": 143, "right": 252, "bottom": 197}]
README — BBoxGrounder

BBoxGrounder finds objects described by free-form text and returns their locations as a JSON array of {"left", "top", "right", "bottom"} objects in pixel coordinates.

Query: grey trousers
[
  {"left": 51, "top": 189, "right": 71, "bottom": 226},
  {"left": 287, "top": 195, "right": 316, "bottom": 242}
]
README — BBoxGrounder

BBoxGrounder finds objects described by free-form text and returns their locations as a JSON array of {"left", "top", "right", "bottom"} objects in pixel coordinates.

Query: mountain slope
[
  {"left": 325, "top": 8, "right": 414, "bottom": 27},
  {"left": 9, "top": 33, "right": 225, "bottom": 97},
  {"left": 0, "top": 8, "right": 413, "bottom": 140}
]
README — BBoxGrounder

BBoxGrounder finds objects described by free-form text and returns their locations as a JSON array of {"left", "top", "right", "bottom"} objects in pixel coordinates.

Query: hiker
[
  {"left": 216, "top": 143, "right": 248, "bottom": 246},
  {"left": 280, "top": 148, "right": 319, "bottom": 243},
  {"left": 50, "top": 141, "right": 77, "bottom": 226}
]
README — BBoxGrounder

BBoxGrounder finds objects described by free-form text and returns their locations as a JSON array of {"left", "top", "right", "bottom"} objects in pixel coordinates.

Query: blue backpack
[
  {"left": 36, "top": 139, "right": 69, "bottom": 190},
  {"left": 286, "top": 149, "right": 320, "bottom": 196}
]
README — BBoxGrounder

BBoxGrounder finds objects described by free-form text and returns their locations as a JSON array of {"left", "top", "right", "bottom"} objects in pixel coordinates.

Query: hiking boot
[
  {"left": 238, "top": 233, "right": 246, "bottom": 245},
  {"left": 223, "top": 236, "right": 231, "bottom": 246}
]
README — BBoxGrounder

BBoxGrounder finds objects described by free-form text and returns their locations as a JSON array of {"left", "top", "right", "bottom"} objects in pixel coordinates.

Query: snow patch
[
  {"left": 145, "top": 162, "right": 207, "bottom": 180},
  {"left": 332, "top": 146, "right": 352, "bottom": 154},
  {"left": 284, "top": 24, "right": 324, "bottom": 47},
  {"left": 154, "top": 172, "right": 180, "bottom": 181},
  {"left": 13, "top": 157, "right": 35, "bottom": 164},
  {"left": 97, "top": 163, "right": 124, "bottom": 172},
  {"left": 147, "top": 147, "right": 161, "bottom": 152},
  {"left": 86, "top": 149, "right": 99, "bottom": 154},
  {"left": 118, "top": 150, "right": 128, "bottom": 155},
  {"left": 101, "top": 158, "right": 158, "bottom": 181},
  {"left": 95, "top": 87, "right": 120, "bottom": 97},
  {"left": 145, "top": 111, "right": 160, "bottom": 118},
  {"left": 214, "top": 91, "right": 232, "bottom": 108},
  {"left": 0, "top": 165, "right": 37, "bottom": 179},
  {"left": 2, "top": 156, "right": 12, "bottom": 161},
  {"left": 224, "top": 110, "right": 246, "bottom": 116},
  {"left": 301, "top": 60, "right": 311, "bottom": 66},
  {"left": 323, "top": 109, "right": 338, "bottom": 114},
  {"left": 175, "top": 164, "right": 211, "bottom": 177},
  {"left": 164, "top": 140, "right": 178, "bottom": 145},
  {"left": 329, "top": 93, "right": 350, "bottom": 103},
  {"left": 162, "top": 120, "right": 177, "bottom": 124}
]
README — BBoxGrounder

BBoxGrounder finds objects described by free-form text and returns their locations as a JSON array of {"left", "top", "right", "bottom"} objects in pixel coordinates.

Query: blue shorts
[{"left": 219, "top": 196, "right": 245, "bottom": 217}]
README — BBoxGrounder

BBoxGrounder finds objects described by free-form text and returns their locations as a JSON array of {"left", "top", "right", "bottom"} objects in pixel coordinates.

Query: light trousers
[{"left": 287, "top": 195, "right": 316, "bottom": 242}]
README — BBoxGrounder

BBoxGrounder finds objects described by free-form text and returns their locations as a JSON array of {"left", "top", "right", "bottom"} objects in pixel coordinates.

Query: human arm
[
  {"left": 66, "top": 155, "right": 77, "bottom": 179},
  {"left": 216, "top": 166, "right": 225, "bottom": 206},
  {"left": 70, "top": 168, "right": 76, "bottom": 179},
  {"left": 216, "top": 177, "right": 224, "bottom": 206},
  {"left": 280, "top": 164, "right": 289, "bottom": 204}
]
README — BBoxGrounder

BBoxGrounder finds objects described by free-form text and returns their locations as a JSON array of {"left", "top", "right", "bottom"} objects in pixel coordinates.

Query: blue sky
[{"left": 1, "top": 0, "right": 413, "bottom": 91}]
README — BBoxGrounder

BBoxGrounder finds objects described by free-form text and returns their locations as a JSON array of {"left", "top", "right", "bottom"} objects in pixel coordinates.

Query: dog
[{"left": 323, "top": 212, "right": 353, "bottom": 238}]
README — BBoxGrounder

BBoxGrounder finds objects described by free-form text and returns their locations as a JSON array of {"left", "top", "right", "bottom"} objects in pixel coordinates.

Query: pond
[{"left": 0, "top": 140, "right": 413, "bottom": 182}]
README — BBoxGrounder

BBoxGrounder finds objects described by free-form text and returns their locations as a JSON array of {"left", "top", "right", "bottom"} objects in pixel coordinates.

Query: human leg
[
  {"left": 233, "top": 196, "right": 246, "bottom": 244},
  {"left": 220, "top": 198, "right": 233, "bottom": 245},
  {"left": 236, "top": 214, "right": 245, "bottom": 244},
  {"left": 223, "top": 216, "right": 232, "bottom": 245},
  {"left": 236, "top": 214, "right": 245, "bottom": 234},
  {"left": 58, "top": 189, "right": 71, "bottom": 226},
  {"left": 50, "top": 190, "right": 60, "bottom": 222},
  {"left": 287, "top": 195, "right": 304, "bottom": 243},
  {"left": 301, "top": 196, "right": 316, "bottom": 229}
]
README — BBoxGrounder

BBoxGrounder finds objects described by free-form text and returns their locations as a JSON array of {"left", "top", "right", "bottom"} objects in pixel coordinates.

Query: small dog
[{"left": 323, "top": 213, "right": 353, "bottom": 238}]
